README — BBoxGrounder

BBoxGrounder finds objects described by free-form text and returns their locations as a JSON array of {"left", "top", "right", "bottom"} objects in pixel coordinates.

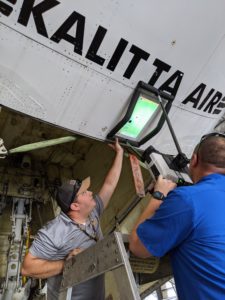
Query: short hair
[{"left": 198, "top": 136, "right": 225, "bottom": 168}]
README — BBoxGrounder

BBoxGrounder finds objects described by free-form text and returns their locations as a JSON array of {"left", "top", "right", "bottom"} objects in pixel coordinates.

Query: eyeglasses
[
  {"left": 196, "top": 132, "right": 225, "bottom": 154},
  {"left": 200, "top": 132, "right": 225, "bottom": 143}
]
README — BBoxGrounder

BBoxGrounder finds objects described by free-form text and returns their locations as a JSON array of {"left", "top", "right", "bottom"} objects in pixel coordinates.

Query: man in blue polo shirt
[{"left": 129, "top": 133, "right": 225, "bottom": 300}]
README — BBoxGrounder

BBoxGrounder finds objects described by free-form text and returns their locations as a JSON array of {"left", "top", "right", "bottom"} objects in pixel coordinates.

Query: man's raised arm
[{"left": 98, "top": 138, "right": 123, "bottom": 209}]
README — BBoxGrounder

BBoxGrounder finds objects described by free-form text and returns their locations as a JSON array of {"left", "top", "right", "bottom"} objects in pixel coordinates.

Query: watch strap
[{"left": 152, "top": 191, "right": 165, "bottom": 200}]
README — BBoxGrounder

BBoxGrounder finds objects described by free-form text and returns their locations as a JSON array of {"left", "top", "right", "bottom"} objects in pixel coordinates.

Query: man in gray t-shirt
[{"left": 21, "top": 139, "right": 123, "bottom": 300}]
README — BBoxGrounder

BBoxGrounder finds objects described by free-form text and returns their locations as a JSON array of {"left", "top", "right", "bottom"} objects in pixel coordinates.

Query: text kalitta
[{"left": 1, "top": 0, "right": 224, "bottom": 115}]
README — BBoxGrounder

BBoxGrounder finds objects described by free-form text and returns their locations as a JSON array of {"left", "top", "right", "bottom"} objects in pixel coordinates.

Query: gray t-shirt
[{"left": 30, "top": 195, "right": 104, "bottom": 300}]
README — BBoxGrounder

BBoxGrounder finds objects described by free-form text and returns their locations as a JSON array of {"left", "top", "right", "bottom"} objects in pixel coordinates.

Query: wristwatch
[{"left": 152, "top": 191, "right": 165, "bottom": 200}]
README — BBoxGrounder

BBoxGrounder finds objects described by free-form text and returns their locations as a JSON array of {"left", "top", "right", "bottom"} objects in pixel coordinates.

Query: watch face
[{"left": 152, "top": 191, "right": 164, "bottom": 200}]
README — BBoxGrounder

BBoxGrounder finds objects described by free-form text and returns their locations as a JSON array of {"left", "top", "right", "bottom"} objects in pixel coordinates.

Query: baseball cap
[{"left": 56, "top": 177, "right": 90, "bottom": 213}]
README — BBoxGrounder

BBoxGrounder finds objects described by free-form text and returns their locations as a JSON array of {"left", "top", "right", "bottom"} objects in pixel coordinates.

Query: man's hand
[
  {"left": 66, "top": 248, "right": 83, "bottom": 261},
  {"left": 154, "top": 175, "right": 177, "bottom": 196},
  {"left": 129, "top": 175, "right": 177, "bottom": 258},
  {"left": 108, "top": 138, "right": 124, "bottom": 155}
]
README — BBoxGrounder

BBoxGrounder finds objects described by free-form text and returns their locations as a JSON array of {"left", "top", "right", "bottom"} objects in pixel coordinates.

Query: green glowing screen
[{"left": 118, "top": 96, "right": 159, "bottom": 139}]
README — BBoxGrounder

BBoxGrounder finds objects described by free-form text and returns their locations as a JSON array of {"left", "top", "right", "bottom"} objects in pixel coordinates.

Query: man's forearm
[
  {"left": 99, "top": 150, "right": 123, "bottom": 208},
  {"left": 129, "top": 197, "right": 162, "bottom": 257},
  {"left": 129, "top": 175, "right": 177, "bottom": 257},
  {"left": 105, "top": 151, "right": 123, "bottom": 189},
  {"left": 132, "top": 174, "right": 177, "bottom": 230},
  {"left": 21, "top": 254, "right": 64, "bottom": 279},
  {"left": 134, "top": 197, "right": 163, "bottom": 230}
]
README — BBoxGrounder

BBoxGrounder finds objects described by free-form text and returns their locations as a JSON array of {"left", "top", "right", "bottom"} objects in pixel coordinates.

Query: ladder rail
[{"left": 59, "top": 231, "right": 141, "bottom": 300}]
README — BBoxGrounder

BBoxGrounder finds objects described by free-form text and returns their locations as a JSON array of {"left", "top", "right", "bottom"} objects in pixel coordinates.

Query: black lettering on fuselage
[
  {"left": 159, "top": 70, "right": 183, "bottom": 98},
  {"left": 85, "top": 26, "right": 107, "bottom": 65},
  {"left": 213, "top": 96, "right": 225, "bottom": 114},
  {"left": 3, "top": 0, "right": 223, "bottom": 115},
  {"left": 182, "top": 84, "right": 224, "bottom": 114},
  {"left": 107, "top": 38, "right": 128, "bottom": 71},
  {"left": 148, "top": 59, "right": 171, "bottom": 86},
  {"left": 18, "top": 0, "right": 60, "bottom": 37},
  {"left": 203, "top": 91, "right": 223, "bottom": 113},
  {"left": 182, "top": 83, "right": 206, "bottom": 108},
  {"left": 197, "top": 88, "right": 215, "bottom": 110},
  {"left": 123, "top": 45, "right": 150, "bottom": 79},
  {"left": 0, "top": 0, "right": 14, "bottom": 16},
  {"left": 50, "top": 11, "right": 85, "bottom": 55}
]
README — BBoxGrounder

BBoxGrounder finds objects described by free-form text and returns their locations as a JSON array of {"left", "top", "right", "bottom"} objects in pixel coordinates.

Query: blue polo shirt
[{"left": 137, "top": 174, "right": 225, "bottom": 300}]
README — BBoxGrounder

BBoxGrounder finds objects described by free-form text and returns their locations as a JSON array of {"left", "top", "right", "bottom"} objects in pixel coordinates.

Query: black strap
[{"left": 74, "top": 217, "right": 99, "bottom": 242}]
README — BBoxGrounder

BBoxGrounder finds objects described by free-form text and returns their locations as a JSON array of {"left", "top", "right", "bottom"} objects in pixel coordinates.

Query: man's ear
[
  {"left": 70, "top": 202, "right": 80, "bottom": 211},
  {"left": 190, "top": 153, "right": 198, "bottom": 169}
]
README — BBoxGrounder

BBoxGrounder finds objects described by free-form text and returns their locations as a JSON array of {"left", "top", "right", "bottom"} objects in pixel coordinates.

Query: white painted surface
[{"left": 0, "top": 0, "right": 225, "bottom": 157}]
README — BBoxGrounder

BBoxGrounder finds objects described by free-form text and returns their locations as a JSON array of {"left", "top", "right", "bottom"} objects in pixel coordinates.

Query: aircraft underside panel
[{"left": 0, "top": 0, "right": 225, "bottom": 156}]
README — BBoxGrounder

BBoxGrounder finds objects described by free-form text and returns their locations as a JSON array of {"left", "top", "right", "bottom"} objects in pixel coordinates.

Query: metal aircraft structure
[{"left": 0, "top": 0, "right": 225, "bottom": 299}]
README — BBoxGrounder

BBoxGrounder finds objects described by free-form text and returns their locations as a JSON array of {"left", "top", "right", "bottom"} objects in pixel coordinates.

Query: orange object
[{"left": 129, "top": 154, "right": 145, "bottom": 197}]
